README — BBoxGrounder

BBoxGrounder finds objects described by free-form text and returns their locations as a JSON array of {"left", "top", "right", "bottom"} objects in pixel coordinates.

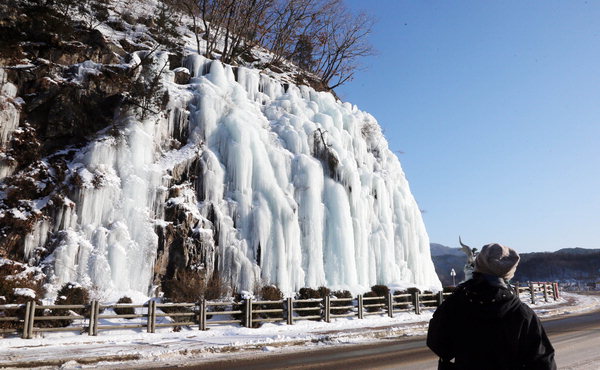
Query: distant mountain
[
  {"left": 430, "top": 243, "right": 600, "bottom": 286},
  {"left": 430, "top": 243, "right": 463, "bottom": 257},
  {"left": 555, "top": 248, "right": 600, "bottom": 255},
  {"left": 429, "top": 244, "right": 467, "bottom": 286},
  {"left": 514, "top": 249, "right": 600, "bottom": 283}
]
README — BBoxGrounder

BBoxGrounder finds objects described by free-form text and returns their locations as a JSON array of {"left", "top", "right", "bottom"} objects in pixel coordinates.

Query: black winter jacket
[{"left": 427, "top": 273, "right": 556, "bottom": 370}]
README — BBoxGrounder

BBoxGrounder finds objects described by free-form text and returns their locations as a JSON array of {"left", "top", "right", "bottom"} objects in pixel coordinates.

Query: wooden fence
[
  {"left": 515, "top": 282, "right": 560, "bottom": 304},
  {"left": 0, "top": 282, "right": 558, "bottom": 339}
]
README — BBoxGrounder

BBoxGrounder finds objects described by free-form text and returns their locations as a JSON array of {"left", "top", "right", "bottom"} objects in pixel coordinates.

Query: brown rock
[{"left": 173, "top": 67, "right": 190, "bottom": 85}]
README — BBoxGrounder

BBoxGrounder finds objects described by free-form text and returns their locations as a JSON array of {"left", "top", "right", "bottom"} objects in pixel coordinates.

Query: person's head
[{"left": 474, "top": 243, "right": 520, "bottom": 280}]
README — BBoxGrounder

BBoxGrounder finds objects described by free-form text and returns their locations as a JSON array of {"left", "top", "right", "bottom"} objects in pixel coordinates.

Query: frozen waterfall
[{"left": 38, "top": 53, "right": 441, "bottom": 297}]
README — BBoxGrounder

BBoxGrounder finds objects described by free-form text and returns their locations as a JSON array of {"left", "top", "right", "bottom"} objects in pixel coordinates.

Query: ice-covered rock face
[
  {"left": 0, "top": 67, "right": 21, "bottom": 180},
  {"left": 40, "top": 53, "right": 441, "bottom": 297}
]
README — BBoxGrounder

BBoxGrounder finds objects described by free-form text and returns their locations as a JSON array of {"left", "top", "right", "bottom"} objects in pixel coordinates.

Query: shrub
[
  {"left": 407, "top": 287, "right": 421, "bottom": 307},
  {"left": 50, "top": 283, "right": 91, "bottom": 327},
  {"left": 0, "top": 261, "right": 45, "bottom": 304},
  {"left": 0, "top": 261, "right": 45, "bottom": 332},
  {"left": 365, "top": 285, "right": 390, "bottom": 311},
  {"left": 54, "top": 283, "right": 90, "bottom": 313},
  {"left": 162, "top": 268, "right": 229, "bottom": 329},
  {"left": 392, "top": 290, "right": 411, "bottom": 310},
  {"left": 204, "top": 272, "right": 228, "bottom": 301},
  {"left": 0, "top": 260, "right": 50, "bottom": 334},
  {"left": 363, "top": 291, "right": 381, "bottom": 312},
  {"left": 162, "top": 269, "right": 203, "bottom": 325},
  {"left": 317, "top": 286, "right": 331, "bottom": 298},
  {"left": 162, "top": 269, "right": 227, "bottom": 303},
  {"left": 370, "top": 284, "right": 390, "bottom": 298},
  {"left": 331, "top": 290, "right": 353, "bottom": 315},
  {"left": 260, "top": 285, "right": 283, "bottom": 301},
  {"left": 257, "top": 285, "right": 284, "bottom": 320},
  {"left": 297, "top": 287, "right": 320, "bottom": 300},
  {"left": 295, "top": 287, "right": 328, "bottom": 318},
  {"left": 113, "top": 296, "right": 135, "bottom": 317},
  {"left": 422, "top": 290, "right": 438, "bottom": 307},
  {"left": 162, "top": 269, "right": 205, "bottom": 303}
]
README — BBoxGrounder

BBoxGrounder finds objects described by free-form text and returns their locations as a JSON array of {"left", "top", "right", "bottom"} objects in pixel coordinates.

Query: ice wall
[
  {"left": 40, "top": 54, "right": 173, "bottom": 296},
  {"left": 0, "top": 67, "right": 21, "bottom": 180},
  {"left": 181, "top": 55, "right": 441, "bottom": 293},
  {"left": 38, "top": 53, "right": 441, "bottom": 296}
]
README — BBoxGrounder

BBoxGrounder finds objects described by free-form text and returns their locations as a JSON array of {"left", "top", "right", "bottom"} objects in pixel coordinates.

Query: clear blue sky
[{"left": 338, "top": 0, "right": 600, "bottom": 253}]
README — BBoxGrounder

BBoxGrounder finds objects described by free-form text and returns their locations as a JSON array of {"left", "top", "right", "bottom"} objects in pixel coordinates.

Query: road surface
[{"left": 169, "top": 309, "right": 600, "bottom": 369}]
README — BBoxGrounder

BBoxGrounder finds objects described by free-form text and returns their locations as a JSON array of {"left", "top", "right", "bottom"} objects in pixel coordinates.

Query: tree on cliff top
[{"left": 166, "top": 0, "right": 374, "bottom": 90}]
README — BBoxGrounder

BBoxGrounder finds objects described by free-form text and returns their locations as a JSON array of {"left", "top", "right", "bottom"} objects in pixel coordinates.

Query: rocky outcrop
[{"left": 0, "top": 1, "right": 195, "bottom": 290}]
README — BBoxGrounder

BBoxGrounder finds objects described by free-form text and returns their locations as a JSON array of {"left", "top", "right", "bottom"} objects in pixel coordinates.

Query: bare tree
[
  {"left": 261, "top": 0, "right": 373, "bottom": 89},
  {"left": 166, "top": 0, "right": 204, "bottom": 54},
  {"left": 263, "top": 0, "right": 315, "bottom": 65},
  {"left": 164, "top": 0, "right": 374, "bottom": 89},
  {"left": 310, "top": 5, "right": 374, "bottom": 89},
  {"left": 218, "top": 0, "right": 274, "bottom": 63}
]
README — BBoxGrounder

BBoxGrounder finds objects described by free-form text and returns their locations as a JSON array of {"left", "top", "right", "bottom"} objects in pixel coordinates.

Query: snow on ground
[{"left": 1, "top": 292, "right": 598, "bottom": 369}]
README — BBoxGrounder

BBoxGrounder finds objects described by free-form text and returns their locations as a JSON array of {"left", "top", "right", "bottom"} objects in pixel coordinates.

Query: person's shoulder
[
  {"left": 438, "top": 286, "right": 468, "bottom": 309},
  {"left": 508, "top": 297, "right": 538, "bottom": 320}
]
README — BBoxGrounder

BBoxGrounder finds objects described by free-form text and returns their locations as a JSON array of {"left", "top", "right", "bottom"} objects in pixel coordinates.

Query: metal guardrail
[{"left": 0, "top": 282, "right": 559, "bottom": 339}]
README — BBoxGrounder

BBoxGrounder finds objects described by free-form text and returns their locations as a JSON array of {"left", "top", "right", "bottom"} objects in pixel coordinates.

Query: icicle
[
  {"left": 184, "top": 54, "right": 211, "bottom": 78},
  {"left": 23, "top": 219, "right": 51, "bottom": 260},
  {"left": 207, "top": 60, "right": 227, "bottom": 87},
  {"left": 0, "top": 67, "right": 21, "bottom": 150}
]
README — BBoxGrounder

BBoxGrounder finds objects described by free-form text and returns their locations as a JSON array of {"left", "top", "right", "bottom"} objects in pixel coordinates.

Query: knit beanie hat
[{"left": 474, "top": 243, "right": 520, "bottom": 280}]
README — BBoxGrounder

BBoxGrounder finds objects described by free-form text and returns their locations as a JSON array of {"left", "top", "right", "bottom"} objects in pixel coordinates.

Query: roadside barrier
[
  {"left": 0, "top": 282, "right": 559, "bottom": 339},
  {"left": 514, "top": 282, "right": 559, "bottom": 304}
]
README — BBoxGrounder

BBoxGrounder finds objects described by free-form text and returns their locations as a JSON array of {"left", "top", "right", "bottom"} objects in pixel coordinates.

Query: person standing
[{"left": 427, "top": 243, "right": 556, "bottom": 370}]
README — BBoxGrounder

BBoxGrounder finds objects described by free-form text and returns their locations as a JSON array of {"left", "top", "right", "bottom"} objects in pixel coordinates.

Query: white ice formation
[
  {"left": 23, "top": 52, "right": 441, "bottom": 296},
  {"left": 0, "top": 67, "right": 21, "bottom": 180}
]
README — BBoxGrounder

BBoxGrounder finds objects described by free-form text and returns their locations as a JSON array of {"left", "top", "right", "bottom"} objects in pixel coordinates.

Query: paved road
[
  {"left": 172, "top": 309, "right": 600, "bottom": 369},
  {"left": 544, "top": 309, "right": 600, "bottom": 369}
]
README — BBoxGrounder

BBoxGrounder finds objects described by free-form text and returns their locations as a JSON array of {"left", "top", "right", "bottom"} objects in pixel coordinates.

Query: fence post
[
  {"left": 437, "top": 291, "right": 444, "bottom": 306},
  {"left": 387, "top": 293, "right": 393, "bottom": 318},
  {"left": 357, "top": 295, "right": 363, "bottom": 319},
  {"left": 88, "top": 300, "right": 94, "bottom": 336},
  {"left": 324, "top": 296, "right": 331, "bottom": 323},
  {"left": 88, "top": 300, "right": 99, "bottom": 336},
  {"left": 152, "top": 300, "right": 157, "bottom": 333},
  {"left": 22, "top": 301, "right": 31, "bottom": 339},
  {"left": 553, "top": 283, "right": 560, "bottom": 300},
  {"left": 94, "top": 300, "right": 100, "bottom": 335},
  {"left": 28, "top": 301, "right": 36, "bottom": 339},
  {"left": 413, "top": 291, "right": 420, "bottom": 315},
  {"left": 543, "top": 283, "right": 549, "bottom": 302},
  {"left": 286, "top": 297, "right": 293, "bottom": 325},
  {"left": 245, "top": 298, "right": 253, "bottom": 328},
  {"left": 198, "top": 299, "right": 206, "bottom": 331},
  {"left": 147, "top": 300, "right": 156, "bottom": 333},
  {"left": 529, "top": 282, "right": 536, "bottom": 304}
]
